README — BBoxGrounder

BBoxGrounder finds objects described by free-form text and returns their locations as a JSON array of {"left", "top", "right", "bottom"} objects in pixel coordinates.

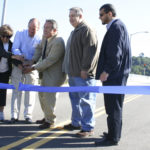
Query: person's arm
[
  {"left": 81, "top": 28, "right": 98, "bottom": 79},
  {"left": 0, "top": 46, "right": 12, "bottom": 58},
  {"left": 12, "top": 31, "right": 23, "bottom": 56},
  {"left": 34, "top": 38, "right": 65, "bottom": 72},
  {"left": 103, "top": 27, "right": 122, "bottom": 75},
  {"left": 11, "top": 31, "right": 25, "bottom": 67}
]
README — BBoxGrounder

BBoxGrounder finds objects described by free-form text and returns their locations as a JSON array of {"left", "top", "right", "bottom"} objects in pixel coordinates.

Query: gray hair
[
  {"left": 45, "top": 19, "right": 58, "bottom": 31},
  {"left": 69, "top": 7, "right": 83, "bottom": 16},
  {"left": 28, "top": 18, "right": 40, "bottom": 28}
]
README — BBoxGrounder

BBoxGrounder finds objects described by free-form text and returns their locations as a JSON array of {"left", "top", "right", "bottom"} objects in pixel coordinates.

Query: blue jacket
[{"left": 96, "top": 19, "right": 132, "bottom": 80}]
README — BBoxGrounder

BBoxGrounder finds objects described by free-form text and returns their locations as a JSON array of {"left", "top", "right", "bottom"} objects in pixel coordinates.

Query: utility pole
[
  {"left": 144, "top": 64, "right": 146, "bottom": 76},
  {"left": 130, "top": 31, "right": 149, "bottom": 44},
  {"left": 1, "top": 0, "right": 7, "bottom": 26}
]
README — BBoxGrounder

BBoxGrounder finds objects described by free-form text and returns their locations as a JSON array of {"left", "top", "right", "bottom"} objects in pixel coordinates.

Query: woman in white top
[{"left": 0, "top": 24, "right": 22, "bottom": 122}]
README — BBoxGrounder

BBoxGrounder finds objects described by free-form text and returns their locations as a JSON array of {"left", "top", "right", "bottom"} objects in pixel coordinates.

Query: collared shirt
[
  {"left": 12, "top": 29, "right": 41, "bottom": 60},
  {"left": 47, "top": 36, "right": 53, "bottom": 43},
  {"left": 106, "top": 19, "right": 116, "bottom": 30}
]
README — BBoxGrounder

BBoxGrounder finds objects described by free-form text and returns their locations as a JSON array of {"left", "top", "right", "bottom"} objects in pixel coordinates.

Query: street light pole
[
  {"left": 130, "top": 31, "right": 149, "bottom": 43},
  {"left": 130, "top": 31, "right": 149, "bottom": 57},
  {"left": 1, "top": 0, "right": 7, "bottom": 26},
  {"left": 130, "top": 31, "right": 149, "bottom": 76}
]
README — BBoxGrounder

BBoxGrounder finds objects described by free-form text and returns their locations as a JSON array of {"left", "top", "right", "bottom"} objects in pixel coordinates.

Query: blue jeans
[{"left": 68, "top": 76, "right": 96, "bottom": 131}]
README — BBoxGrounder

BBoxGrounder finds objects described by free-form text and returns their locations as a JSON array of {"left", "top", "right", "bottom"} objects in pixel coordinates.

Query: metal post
[
  {"left": 1, "top": 0, "right": 7, "bottom": 26},
  {"left": 130, "top": 31, "right": 149, "bottom": 55},
  {"left": 144, "top": 67, "right": 146, "bottom": 76}
]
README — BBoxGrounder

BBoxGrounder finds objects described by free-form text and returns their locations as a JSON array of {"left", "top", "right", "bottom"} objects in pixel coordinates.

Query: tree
[
  {"left": 131, "top": 56, "right": 150, "bottom": 76},
  {"left": 139, "top": 52, "right": 144, "bottom": 57}
]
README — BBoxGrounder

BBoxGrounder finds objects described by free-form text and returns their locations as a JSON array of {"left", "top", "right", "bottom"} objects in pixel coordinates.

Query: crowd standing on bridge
[{"left": 0, "top": 3, "right": 131, "bottom": 147}]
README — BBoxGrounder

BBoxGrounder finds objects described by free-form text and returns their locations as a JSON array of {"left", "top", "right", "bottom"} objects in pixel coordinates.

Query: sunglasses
[{"left": 2, "top": 35, "right": 12, "bottom": 39}]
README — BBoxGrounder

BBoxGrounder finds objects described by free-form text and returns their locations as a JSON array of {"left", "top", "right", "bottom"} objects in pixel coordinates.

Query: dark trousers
[
  {"left": 0, "top": 71, "right": 9, "bottom": 106},
  {"left": 103, "top": 75, "right": 128, "bottom": 142}
]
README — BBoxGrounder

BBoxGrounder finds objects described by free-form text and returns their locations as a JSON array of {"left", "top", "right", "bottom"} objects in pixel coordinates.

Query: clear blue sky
[{"left": 0, "top": 0, "right": 150, "bottom": 57}]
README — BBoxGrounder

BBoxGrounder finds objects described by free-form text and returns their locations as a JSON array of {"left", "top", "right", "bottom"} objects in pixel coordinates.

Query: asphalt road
[{"left": 0, "top": 90, "right": 150, "bottom": 150}]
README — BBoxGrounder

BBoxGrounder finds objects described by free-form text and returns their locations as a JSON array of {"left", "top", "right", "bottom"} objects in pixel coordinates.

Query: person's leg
[
  {"left": 38, "top": 92, "right": 57, "bottom": 129},
  {"left": 24, "top": 70, "right": 38, "bottom": 120},
  {"left": 104, "top": 93, "right": 124, "bottom": 142},
  {"left": 68, "top": 76, "right": 81, "bottom": 127},
  {"left": 0, "top": 72, "right": 9, "bottom": 121},
  {"left": 42, "top": 92, "right": 56, "bottom": 124},
  {"left": 74, "top": 77, "right": 96, "bottom": 132},
  {"left": 38, "top": 92, "right": 45, "bottom": 112},
  {"left": 35, "top": 92, "right": 46, "bottom": 124},
  {"left": 11, "top": 66, "right": 22, "bottom": 120},
  {"left": 103, "top": 75, "right": 128, "bottom": 142}
]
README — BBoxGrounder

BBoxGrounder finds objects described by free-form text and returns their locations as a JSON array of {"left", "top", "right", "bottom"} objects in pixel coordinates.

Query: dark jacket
[
  {"left": 0, "top": 39, "right": 22, "bottom": 76},
  {"left": 0, "top": 39, "right": 13, "bottom": 76},
  {"left": 96, "top": 19, "right": 132, "bottom": 80},
  {"left": 69, "top": 21, "right": 98, "bottom": 78}
]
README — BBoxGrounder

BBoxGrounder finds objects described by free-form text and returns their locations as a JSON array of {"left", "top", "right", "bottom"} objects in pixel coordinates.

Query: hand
[
  {"left": 12, "top": 55, "right": 24, "bottom": 62},
  {"left": 23, "top": 66, "right": 33, "bottom": 74},
  {"left": 81, "top": 70, "right": 88, "bottom": 79},
  {"left": 18, "top": 64, "right": 23, "bottom": 70},
  {"left": 100, "top": 71, "right": 109, "bottom": 82},
  {"left": 23, "top": 60, "right": 33, "bottom": 67}
]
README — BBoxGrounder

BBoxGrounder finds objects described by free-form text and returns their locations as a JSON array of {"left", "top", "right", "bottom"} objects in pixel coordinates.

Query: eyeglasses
[{"left": 2, "top": 35, "right": 12, "bottom": 39}]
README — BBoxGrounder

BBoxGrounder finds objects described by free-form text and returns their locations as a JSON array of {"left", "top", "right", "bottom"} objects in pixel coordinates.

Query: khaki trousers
[
  {"left": 38, "top": 92, "right": 58, "bottom": 124},
  {"left": 11, "top": 66, "right": 38, "bottom": 120}
]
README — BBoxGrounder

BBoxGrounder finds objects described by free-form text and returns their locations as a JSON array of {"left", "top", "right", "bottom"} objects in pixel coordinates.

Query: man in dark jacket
[{"left": 95, "top": 4, "right": 131, "bottom": 146}]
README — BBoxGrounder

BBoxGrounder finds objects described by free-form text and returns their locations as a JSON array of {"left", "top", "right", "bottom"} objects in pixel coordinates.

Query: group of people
[{"left": 0, "top": 4, "right": 131, "bottom": 147}]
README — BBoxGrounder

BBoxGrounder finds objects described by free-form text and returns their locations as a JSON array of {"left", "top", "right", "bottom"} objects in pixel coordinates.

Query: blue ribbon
[
  {"left": 18, "top": 83, "right": 150, "bottom": 95},
  {"left": 1, "top": 82, "right": 150, "bottom": 95},
  {"left": 0, "top": 83, "right": 15, "bottom": 89}
]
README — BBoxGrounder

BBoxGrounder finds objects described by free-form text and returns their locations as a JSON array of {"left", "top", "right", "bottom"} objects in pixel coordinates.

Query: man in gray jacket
[
  {"left": 63, "top": 7, "right": 98, "bottom": 137},
  {"left": 24, "top": 19, "right": 66, "bottom": 129}
]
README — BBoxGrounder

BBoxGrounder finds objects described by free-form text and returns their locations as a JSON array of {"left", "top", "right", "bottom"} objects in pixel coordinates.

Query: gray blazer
[{"left": 32, "top": 34, "right": 66, "bottom": 86}]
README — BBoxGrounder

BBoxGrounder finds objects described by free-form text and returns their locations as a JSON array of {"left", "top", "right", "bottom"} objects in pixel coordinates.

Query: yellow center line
[
  {"left": 0, "top": 120, "right": 70, "bottom": 150},
  {"left": 22, "top": 130, "right": 69, "bottom": 150},
  {"left": 124, "top": 95, "right": 142, "bottom": 104},
  {"left": 0, "top": 95, "right": 142, "bottom": 150},
  {"left": 22, "top": 95, "right": 142, "bottom": 149},
  {"left": 94, "top": 95, "right": 142, "bottom": 118},
  {"left": 95, "top": 95, "right": 140, "bottom": 114}
]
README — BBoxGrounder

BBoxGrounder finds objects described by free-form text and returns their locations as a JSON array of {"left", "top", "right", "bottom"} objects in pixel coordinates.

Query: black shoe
[
  {"left": 39, "top": 122, "right": 54, "bottom": 129},
  {"left": 10, "top": 118, "right": 18, "bottom": 124},
  {"left": 25, "top": 118, "right": 32, "bottom": 124},
  {"left": 100, "top": 132, "right": 108, "bottom": 137},
  {"left": 63, "top": 123, "right": 81, "bottom": 131},
  {"left": 0, "top": 119, "right": 4, "bottom": 122},
  {"left": 36, "top": 118, "right": 45, "bottom": 124},
  {"left": 95, "top": 137, "right": 118, "bottom": 147}
]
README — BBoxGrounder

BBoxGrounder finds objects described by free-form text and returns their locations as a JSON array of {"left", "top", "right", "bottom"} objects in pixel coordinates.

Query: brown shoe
[
  {"left": 76, "top": 130, "right": 94, "bottom": 138},
  {"left": 39, "top": 122, "right": 54, "bottom": 129},
  {"left": 36, "top": 118, "right": 45, "bottom": 124},
  {"left": 64, "top": 123, "right": 81, "bottom": 131}
]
